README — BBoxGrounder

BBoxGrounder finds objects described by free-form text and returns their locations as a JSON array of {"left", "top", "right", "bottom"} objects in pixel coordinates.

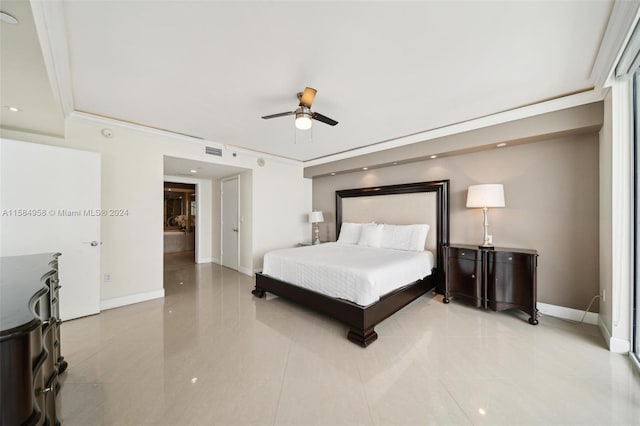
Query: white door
[
  {"left": 221, "top": 177, "right": 239, "bottom": 270},
  {"left": 0, "top": 139, "right": 101, "bottom": 320}
]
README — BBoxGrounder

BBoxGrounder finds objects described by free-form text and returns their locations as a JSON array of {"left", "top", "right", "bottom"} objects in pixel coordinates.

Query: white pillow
[
  {"left": 380, "top": 224, "right": 412, "bottom": 250},
  {"left": 379, "top": 224, "right": 430, "bottom": 251},
  {"left": 337, "top": 222, "right": 363, "bottom": 244},
  {"left": 358, "top": 223, "right": 384, "bottom": 248},
  {"left": 407, "top": 224, "right": 430, "bottom": 251}
]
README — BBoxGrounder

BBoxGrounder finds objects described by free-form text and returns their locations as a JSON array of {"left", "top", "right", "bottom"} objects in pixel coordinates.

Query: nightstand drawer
[
  {"left": 489, "top": 251, "right": 530, "bottom": 266},
  {"left": 447, "top": 247, "right": 478, "bottom": 261}
]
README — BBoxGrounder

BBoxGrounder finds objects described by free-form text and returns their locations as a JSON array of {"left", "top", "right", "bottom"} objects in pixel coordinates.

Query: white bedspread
[{"left": 262, "top": 243, "right": 434, "bottom": 306}]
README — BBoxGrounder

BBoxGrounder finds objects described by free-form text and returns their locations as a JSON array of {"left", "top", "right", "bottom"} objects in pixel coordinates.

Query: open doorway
[
  {"left": 162, "top": 155, "right": 252, "bottom": 288},
  {"left": 164, "top": 182, "right": 196, "bottom": 263}
]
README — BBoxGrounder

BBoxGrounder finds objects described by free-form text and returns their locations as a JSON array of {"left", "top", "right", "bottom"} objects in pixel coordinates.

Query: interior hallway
[{"left": 58, "top": 254, "right": 640, "bottom": 425}]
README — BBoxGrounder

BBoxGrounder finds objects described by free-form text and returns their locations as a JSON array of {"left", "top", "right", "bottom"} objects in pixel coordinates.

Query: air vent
[{"left": 205, "top": 146, "right": 222, "bottom": 157}]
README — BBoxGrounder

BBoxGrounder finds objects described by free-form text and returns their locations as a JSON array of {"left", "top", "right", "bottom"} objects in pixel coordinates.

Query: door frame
[
  {"left": 163, "top": 175, "right": 202, "bottom": 263},
  {"left": 221, "top": 175, "right": 241, "bottom": 271}
]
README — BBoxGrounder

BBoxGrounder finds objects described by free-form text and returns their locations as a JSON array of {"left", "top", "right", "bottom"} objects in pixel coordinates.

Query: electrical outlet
[
  {"left": 600, "top": 289, "right": 606, "bottom": 302},
  {"left": 103, "top": 272, "right": 112, "bottom": 283}
]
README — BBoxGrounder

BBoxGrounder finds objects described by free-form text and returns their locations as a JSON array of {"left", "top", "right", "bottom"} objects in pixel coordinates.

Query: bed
[{"left": 252, "top": 180, "right": 450, "bottom": 347}]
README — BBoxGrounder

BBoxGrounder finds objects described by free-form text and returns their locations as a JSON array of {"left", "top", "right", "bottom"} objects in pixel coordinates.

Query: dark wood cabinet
[
  {"left": 444, "top": 246, "right": 483, "bottom": 308},
  {"left": 443, "top": 244, "right": 538, "bottom": 324},
  {"left": 0, "top": 253, "right": 66, "bottom": 426}
]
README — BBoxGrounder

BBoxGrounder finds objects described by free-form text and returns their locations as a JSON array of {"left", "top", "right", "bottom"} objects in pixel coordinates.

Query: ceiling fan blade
[
  {"left": 298, "top": 87, "right": 317, "bottom": 108},
  {"left": 261, "top": 111, "right": 295, "bottom": 119},
  {"left": 311, "top": 112, "right": 338, "bottom": 126}
]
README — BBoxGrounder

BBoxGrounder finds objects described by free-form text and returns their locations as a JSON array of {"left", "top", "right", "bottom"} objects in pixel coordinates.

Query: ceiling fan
[{"left": 262, "top": 87, "right": 338, "bottom": 130}]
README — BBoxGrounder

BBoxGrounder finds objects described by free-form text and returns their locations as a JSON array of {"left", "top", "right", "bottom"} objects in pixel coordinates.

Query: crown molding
[
  {"left": 69, "top": 111, "right": 212, "bottom": 146},
  {"left": 222, "top": 144, "right": 302, "bottom": 167},
  {"left": 304, "top": 88, "right": 607, "bottom": 167},
  {"left": 68, "top": 111, "right": 303, "bottom": 167},
  {"left": 30, "top": 0, "right": 74, "bottom": 117}
]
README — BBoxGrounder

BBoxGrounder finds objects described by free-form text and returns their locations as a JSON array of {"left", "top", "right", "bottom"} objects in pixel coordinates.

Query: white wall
[
  {"left": 240, "top": 170, "right": 253, "bottom": 274},
  {"left": 599, "top": 89, "right": 613, "bottom": 334},
  {"left": 599, "top": 80, "right": 633, "bottom": 353},
  {"left": 211, "top": 177, "right": 221, "bottom": 264},
  {"left": 0, "top": 113, "right": 310, "bottom": 306},
  {"left": 252, "top": 161, "right": 310, "bottom": 270}
]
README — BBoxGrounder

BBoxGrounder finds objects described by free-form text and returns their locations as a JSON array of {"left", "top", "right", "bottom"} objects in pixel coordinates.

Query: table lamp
[
  {"left": 466, "top": 184, "right": 505, "bottom": 249},
  {"left": 309, "top": 211, "right": 324, "bottom": 245}
]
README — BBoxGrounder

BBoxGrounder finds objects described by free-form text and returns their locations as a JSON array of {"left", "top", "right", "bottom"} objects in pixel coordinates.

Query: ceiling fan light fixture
[
  {"left": 262, "top": 87, "right": 338, "bottom": 130},
  {"left": 295, "top": 110, "right": 312, "bottom": 130}
]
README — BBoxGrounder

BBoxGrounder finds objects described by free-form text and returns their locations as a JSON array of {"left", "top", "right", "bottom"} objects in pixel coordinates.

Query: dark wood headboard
[{"left": 335, "top": 180, "right": 450, "bottom": 291}]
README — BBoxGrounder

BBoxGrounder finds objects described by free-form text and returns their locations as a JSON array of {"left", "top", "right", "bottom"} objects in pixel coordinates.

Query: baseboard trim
[
  {"left": 101, "top": 289, "right": 165, "bottom": 311},
  {"left": 598, "top": 316, "right": 614, "bottom": 348},
  {"left": 598, "top": 317, "right": 631, "bottom": 353},
  {"left": 212, "top": 257, "right": 221, "bottom": 265},
  {"left": 196, "top": 257, "right": 213, "bottom": 264},
  {"left": 610, "top": 337, "right": 631, "bottom": 353},
  {"left": 238, "top": 265, "right": 253, "bottom": 277},
  {"left": 537, "top": 302, "right": 599, "bottom": 325}
]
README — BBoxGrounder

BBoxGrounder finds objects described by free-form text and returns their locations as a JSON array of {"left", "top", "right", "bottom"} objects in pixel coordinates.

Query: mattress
[{"left": 262, "top": 242, "right": 434, "bottom": 306}]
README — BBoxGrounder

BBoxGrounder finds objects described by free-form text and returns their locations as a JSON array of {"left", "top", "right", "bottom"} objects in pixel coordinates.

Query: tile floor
[{"left": 59, "top": 252, "right": 640, "bottom": 425}]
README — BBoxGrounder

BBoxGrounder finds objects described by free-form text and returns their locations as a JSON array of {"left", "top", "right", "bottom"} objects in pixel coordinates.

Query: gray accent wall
[{"left": 311, "top": 133, "right": 599, "bottom": 312}]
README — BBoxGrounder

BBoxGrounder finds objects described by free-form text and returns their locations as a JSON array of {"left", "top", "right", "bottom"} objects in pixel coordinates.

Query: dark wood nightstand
[{"left": 443, "top": 244, "right": 539, "bottom": 324}]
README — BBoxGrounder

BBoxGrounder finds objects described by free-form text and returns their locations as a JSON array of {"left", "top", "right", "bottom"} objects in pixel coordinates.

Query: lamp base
[{"left": 478, "top": 243, "right": 495, "bottom": 250}]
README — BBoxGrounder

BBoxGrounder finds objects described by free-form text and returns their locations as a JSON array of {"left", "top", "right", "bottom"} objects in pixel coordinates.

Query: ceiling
[
  {"left": 1, "top": 1, "right": 615, "bottom": 162},
  {"left": 164, "top": 155, "right": 247, "bottom": 180},
  {"left": 0, "top": 0, "right": 64, "bottom": 136}
]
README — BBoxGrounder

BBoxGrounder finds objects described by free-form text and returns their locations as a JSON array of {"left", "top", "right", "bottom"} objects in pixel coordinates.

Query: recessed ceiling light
[
  {"left": 190, "top": 169, "right": 197, "bottom": 173},
  {"left": 497, "top": 142, "right": 507, "bottom": 148},
  {"left": 362, "top": 167, "right": 368, "bottom": 170},
  {"left": 5, "top": 105, "right": 21, "bottom": 112},
  {"left": 392, "top": 162, "right": 398, "bottom": 165},
  {"left": 330, "top": 172, "right": 336, "bottom": 176},
  {"left": 430, "top": 155, "right": 437, "bottom": 159},
  {"left": 0, "top": 12, "right": 18, "bottom": 25}
]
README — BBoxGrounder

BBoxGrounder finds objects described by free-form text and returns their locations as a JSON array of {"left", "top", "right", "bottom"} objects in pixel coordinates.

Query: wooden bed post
[{"left": 347, "top": 326, "right": 378, "bottom": 347}]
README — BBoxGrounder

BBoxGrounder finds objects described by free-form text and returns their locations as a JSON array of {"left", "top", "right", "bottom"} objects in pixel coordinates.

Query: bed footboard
[{"left": 253, "top": 272, "right": 435, "bottom": 347}]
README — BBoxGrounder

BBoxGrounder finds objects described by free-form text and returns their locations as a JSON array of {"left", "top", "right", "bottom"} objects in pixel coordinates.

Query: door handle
[
  {"left": 83, "top": 241, "right": 102, "bottom": 247},
  {"left": 232, "top": 228, "right": 238, "bottom": 232}
]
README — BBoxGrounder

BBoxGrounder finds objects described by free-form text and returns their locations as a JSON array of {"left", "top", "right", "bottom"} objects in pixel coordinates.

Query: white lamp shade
[
  {"left": 466, "top": 184, "right": 505, "bottom": 208},
  {"left": 309, "top": 211, "right": 324, "bottom": 223}
]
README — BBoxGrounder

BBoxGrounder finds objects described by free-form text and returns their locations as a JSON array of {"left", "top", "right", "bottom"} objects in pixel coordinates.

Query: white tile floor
[{"left": 59, "top": 252, "right": 640, "bottom": 425}]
